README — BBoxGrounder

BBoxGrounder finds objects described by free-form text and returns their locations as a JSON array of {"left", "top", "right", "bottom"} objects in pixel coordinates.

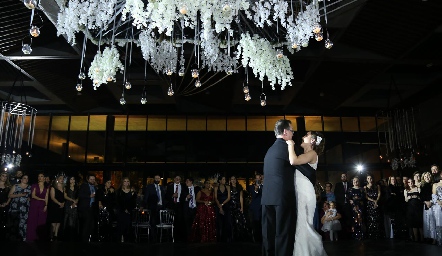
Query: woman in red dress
[{"left": 190, "top": 180, "right": 216, "bottom": 242}]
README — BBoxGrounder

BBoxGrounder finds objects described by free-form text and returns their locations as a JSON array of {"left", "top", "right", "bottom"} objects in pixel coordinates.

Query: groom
[{"left": 261, "top": 119, "right": 315, "bottom": 256}]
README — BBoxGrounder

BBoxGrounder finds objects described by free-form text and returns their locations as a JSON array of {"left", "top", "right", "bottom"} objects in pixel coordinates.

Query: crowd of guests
[{"left": 314, "top": 165, "right": 442, "bottom": 246}]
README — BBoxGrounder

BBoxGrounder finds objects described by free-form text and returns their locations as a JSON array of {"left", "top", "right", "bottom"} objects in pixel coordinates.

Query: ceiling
[{"left": 1, "top": 0, "right": 442, "bottom": 126}]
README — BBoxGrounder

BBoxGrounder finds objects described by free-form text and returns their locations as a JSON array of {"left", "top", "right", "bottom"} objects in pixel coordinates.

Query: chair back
[
  {"left": 138, "top": 209, "right": 150, "bottom": 225},
  {"left": 159, "top": 209, "right": 174, "bottom": 225}
]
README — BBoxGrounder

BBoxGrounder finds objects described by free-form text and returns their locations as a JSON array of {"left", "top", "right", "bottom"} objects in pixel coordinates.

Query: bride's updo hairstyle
[{"left": 310, "top": 131, "right": 325, "bottom": 155}]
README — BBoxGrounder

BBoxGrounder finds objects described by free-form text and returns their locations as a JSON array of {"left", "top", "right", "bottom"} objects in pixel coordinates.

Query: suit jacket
[
  {"left": 334, "top": 181, "right": 351, "bottom": 205},
  {"left": 248, "top": 184, "right": 263, "bottom": 220},
  {"left": 181, "top": 185, "right": 201, "bottom": 210},
  {"left": 165, "top": 183, "right": 186, "bottom": 210},
  {"left": 143, "top": 183, "right": 166, "bottom": 210},
  {"left": 78, "top": 182, "right": 96, "bottom": 211}
]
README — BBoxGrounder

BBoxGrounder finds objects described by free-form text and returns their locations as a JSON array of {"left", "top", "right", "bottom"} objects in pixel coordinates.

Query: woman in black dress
[
  {"left": 364, "top": 175, "right": 381, "bottom": 239},
  {"left": 47, "top": 175, "right": 66, "bottom": 241},
  {"left": 97, "top": 179, "right": 115, "bottom": 241},
  {"left": 347, "top": 176, "right": 365, "bottom": 240},
  {"left": 404, "top": 178, "right": 424, "bottom": 242},
  {"left": 63, "top": 176, "right": 78, "bottom": 241},
  {"left": 0, "top": 172, "right": 11, "bottom": 240},
  {"left": 214, "top": 176, "right": 232, "bottom": 242},
  {"left": 116, "top": 177, "right": 136, "bottom": 243},
  {"left": 229, "top": 176, "right": 250, "bottom": 241}
]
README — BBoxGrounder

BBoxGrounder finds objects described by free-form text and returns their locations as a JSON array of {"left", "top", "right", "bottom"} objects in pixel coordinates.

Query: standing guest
[
  {"left": 413, "top": 172, "right": 422, "bottom": 188},
  {"left": 190, "top": 180, "right": 216, "bottom": 242},
  {"left": 384, "top": 176, "right": 399, "bottom": 238},
  {"left": 431, "top": 165, "right": 440, "bottom": 183},
  {"left": 10, "top": 170, "right": 23, "bottom": 185},
  {"left": 214, "top": 176, "right": 232, "bottom": 242},
  {"left": 8, "top": 174, "right": 31, "bottom": 241},
  {"left": 47, "top": 175, "right": 66, "bottom": 241},
  {"left": 248, "top": 173, "right": 263, "bottom": 243},
  {"left": 347, "top": 176, "right": 364, "bottom": 240},
  {"left": 321, "top": 182, "right": 336, "bottom": 203},
  {"left": 166, "top": 175, "right": 185, "bottom": 242},
  {"left": 26, "top": 172, "right": 49, "bottom": 242},
  {"left": 63, "top": 176, "right": 79, "bottom": 241},
  {"left": 44, "top": 175, "right": 51, "bottom": 187},
  {"left": 78, "top": 174, "right": 97, "bottom": 242},
  {"left": 364, "top": 174, "right": 381, "bottom": 239},
  {"left": 432, "top": 174, "right": 442, "bottom": 246},
  {"left": 334, "top": 173, "right": 352, "bottom": 238},
  {"left": 97, "top": 179, "right": 115, "bottom": 242},
  {"left": 404, "top": 179, "right": 423, "bottom": 242},
  {"left": 143, "top": 174, "right": 165, "bottom": 242},
  {"left": 421, "top": 172, "right": 436, "bottom": 243},
  {"left": 229, "top": 176, "right": 250, "bottom": 241},
  {"left": 182, "top": 178, "right": 200, "bottom": 240},
  {"left": 116, "top": 177, "right": 136, "bottom": 243},
  {"left": 321, "top": 201, "right": 342, "bottom": 241},
  {"left": 0, "top": 172, "right": 11, "bottom": 240}
]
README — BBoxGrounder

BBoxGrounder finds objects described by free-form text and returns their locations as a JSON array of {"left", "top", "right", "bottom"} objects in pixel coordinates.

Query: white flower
[{"left": 88, "top": 46, "right": 124, "bottom": 89}]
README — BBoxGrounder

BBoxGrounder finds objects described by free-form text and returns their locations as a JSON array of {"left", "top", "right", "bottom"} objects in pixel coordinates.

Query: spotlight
[{"left": 356, "top": 164, "right": 363, "bottom": 172}]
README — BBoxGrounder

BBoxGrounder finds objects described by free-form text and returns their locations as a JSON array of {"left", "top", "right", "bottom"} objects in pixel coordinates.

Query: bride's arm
[{"left": 286, "top": 141, "right": 315, "bottom": 165}]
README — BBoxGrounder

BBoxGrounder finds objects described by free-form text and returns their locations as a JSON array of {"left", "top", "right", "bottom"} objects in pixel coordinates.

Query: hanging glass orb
[
  {"left": 243, "top": 85, "right": 249, "bottom": 94},
  {"left": 141, "top": 97, "right": 147, "bottom": 104},
  {"left": 178, "top": 67, "right": 185, "bottom": 77},
  {"left": 76, "top": 83, "right": 83, "bottom": 92},
  {"left": 260, "top": 93, "right": 267, "bottom": 107},
  {"left": 226, "top": 67, "right": 234, "bottom": 75},
  {"left": 276, "top": 49, "right": 284, "bottom": 59},
  {"left": 179, "top": 5, "right": 188, "bottom": 15},
  {"left": 291, "top": 42, "right": 298, "bottom": 49},
  {"left": 167, "top": 85, "right": 174, "bottom": 96},
  {"left": 191, "top": 69, "right": 199, "bottom": 78},
  {"left": 301, "top": 40, "right": 309, "bottom": 48},
  {"left": 325, "top": 39, "right": 334, "bottom": 49},
  {"left": 23, "top": 0, "right": 37, "bottom": 9},
  {"left": 315, "top": 32, "right": 323, "bottom": 42},
  {"left": 22, "top": 44, "right": 32, "bottom": 54},
  {"left": 312, "top": 23, "right": 322, "bottom": 33},
  {"left": 29, "top": 26, "right": 40, "bottom": 37},
  {"left": 166, "top": 68, "right": 173, "bottom": 76},
  {"left": 78, "top": 72, "right": 86, "bottom": 80},
  {"left": 245, "top": 92, "right": 251, "bottom": 101},
  {"left": 125, "top": 81, "right": 132, "bottom": 89},
  {"left": 195, "top": 80, "right": 201, "bottom": 88},
  {"left": 120, "top": 96, "right": 126, "bottom": 105},
  {"left": 106, "top": 77, "right": 114, "bottom": 82}
]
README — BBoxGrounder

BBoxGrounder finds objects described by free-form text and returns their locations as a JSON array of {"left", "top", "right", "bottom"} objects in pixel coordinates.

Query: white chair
[{"left": 156, "top": 209, "right": 174, "bottom": 242}]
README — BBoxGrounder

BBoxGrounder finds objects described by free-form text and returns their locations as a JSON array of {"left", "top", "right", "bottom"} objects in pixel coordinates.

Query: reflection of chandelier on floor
[{"left": 377, "top": 108, "right": 418, "bottom": 171}]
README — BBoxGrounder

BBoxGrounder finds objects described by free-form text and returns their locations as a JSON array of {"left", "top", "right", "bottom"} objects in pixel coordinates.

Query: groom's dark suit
[{"left": 261, "top": 138, "right": 315, "bottom": 256}]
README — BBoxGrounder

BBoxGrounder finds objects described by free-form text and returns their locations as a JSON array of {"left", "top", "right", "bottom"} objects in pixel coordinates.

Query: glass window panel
[
  {"left": 148, "top": 115, "right": 167, "bottom": 131},
  {"left": 323, "top": 117, "right": 341, "bottom": 132},
  {"left": 225, "top": 132, "right": 247, "bottom": 162},
  {"left": 128, "top": 115, "right": 147, "bottom": 131},
  {"left": 112, "top": 131, "right": 126, "bottom": 163},
  {"left": 207, "top": 116, "right": 226, "bottom": 131},
  {"left": 342, "top": 117, "right": 359, "bottom": 132},
  {"left": 29, "top": 115, "right": 50, "bottom": 150},
  {"left": 247, "top": 132, "right": 274, "bottom": 162},
  {"left": 266, "top": 116, "right": 284, "bottom": 131},
  {"left": 88, "top": 115, "right": 106, "bottom": 131},
  {"left": 322, "top": 132, "right": 343, "bottom": 164},
  {"left": 68, "top": 116, "right": 88, "bottom": 163},
  {"left": 50, "top": 116, "right": 69, "bottom": 131},
  {"left": 227, "top": 116, "right": 245, "bottom": 131},
  {"left": 305, "top": 116, "right": 322, "bottom": 131},
  {"left": 360, "top": 117, "right": 376, "bottom": 132},
  {"left": 187, "top": 116, "right": 206, "bottom": 131},
  {"left": 127, "top": 131, "right": 147, "bottom": 163},
  {"left": 166, "top": 132, "right": 187, "bottom": 162},
  {"left": 167, "top": 116, "right": 186, "bottom": 131},
  {"left": 206, "top": 131, "right": 226, "bottom": 162},
  {"left": 114, "top": 115, "right": 127, "bottom": 131},
  {"left": 186, "top": 132, "right": 207, "bottom": 162},
  {"left": 48, "top": 116, "right": 69, "bottom": 162},
  {"left": 247, "top": 116, "right": 265, "bottom": 131},
  {"left": 284, "top": 116, "right": 298, "bottom": 131},
  {"left": 147, "top": 132, "right": 166, "bottom": 162}
]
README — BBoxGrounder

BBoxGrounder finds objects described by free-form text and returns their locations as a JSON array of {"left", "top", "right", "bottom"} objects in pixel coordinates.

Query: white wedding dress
[{"left": 293, "top": 158, "right": 327, "bottom": 256}]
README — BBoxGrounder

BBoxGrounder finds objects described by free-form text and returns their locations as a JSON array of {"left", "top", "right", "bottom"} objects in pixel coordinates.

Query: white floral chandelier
[{"left": 54, "top": 0, "right": 334, "bottom": 105}]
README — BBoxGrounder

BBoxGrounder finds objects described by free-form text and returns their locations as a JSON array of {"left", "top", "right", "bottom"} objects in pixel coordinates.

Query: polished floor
[{"left": 1, "top": 239, "right": 442, "bottom": 256}]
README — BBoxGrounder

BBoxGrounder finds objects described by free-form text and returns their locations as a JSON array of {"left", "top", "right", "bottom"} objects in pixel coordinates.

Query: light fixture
[
  {"left": 78, "top": 72, "right": 86, "bottom": 80},
  {"left": 291, "top": 42, "right": 298, "bottom": 49},
  {"left": 325, "top": 39, "right": 333, "bottom": 49},
  {"left": 191, "top": 68, "right": 199, "bottom": 78},
  {"left": 119, "top": 93, "right": 126, "bottom": 105},
  {"left": 178, "top": 66, "right": 185, "bottom": 76},
  {"left": 243, "top": 84, "right": 249, "bottom": 94},
  {"left": 179, "top": 5, "right": 188, "bottom": 15},
  {"left": 167, "top": 84, "right": 174, "bottom": 96},
  {"left": 356, "top": 164, "right": 363, "bottom": 172},
  {"left": 276, "top": 49, "right": 284, "bottom": 59},
  {"left": 195, "top": 79, "right": 201, "bottom": 87},
  {"left": 124, "top": 81, "right": 132, "bottom": 89},
  {"left": 260, "top": 93, "right": 266, "bottom": 107},
  {"left": 141, "top": 96, "right": 147, "bottom": 104},
  {"left": 29, "top": 26, "right": 40, "bottom": 37},
  {"left": 21, "top": 37, "right": 32, "bottom": 55},
  {"left": 106, "top": 77, "right": 114, "bottom": 82},
  {"left": 312, "top": 23, "right": 322, "bottom": 33},
  {"left": 23, "top": 0, "right": 37, "bottom": 9},
  {"left": 76, "top": 83, "right": 83, "bottom": 92},
  {"left": 244, "top": 92, "right": 251, "bottom": 101},
  {"left": 315, "top": 32, "right": 323, "bottom": 41},
  {"left": 166, "top": 68, "right": 173, "bottom": 76},
  {"left": 226, "top": 67, "right": 234, "bottom": 75}
]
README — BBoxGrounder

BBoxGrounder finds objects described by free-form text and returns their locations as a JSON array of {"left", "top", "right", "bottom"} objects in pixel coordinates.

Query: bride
[{"left": 286, "top": 131, "right": 327, "bottom": 256}]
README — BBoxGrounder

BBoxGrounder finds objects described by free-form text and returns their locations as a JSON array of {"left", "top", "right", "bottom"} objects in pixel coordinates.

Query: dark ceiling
[{"left": 1, "top": 0, "right": 442, "bottom": 124}]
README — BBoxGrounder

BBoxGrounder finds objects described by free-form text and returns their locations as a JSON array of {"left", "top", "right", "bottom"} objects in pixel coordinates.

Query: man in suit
[
  {"left": 166, "top": 175, "right": 186, "bottom": 242},
  {"left": 143, "top": 174, "right": 165, "bottom": 241},
  {"left": 10, "top": 170, "right": 23, "bottom": 185},
  {"left": 78, "top": 174, "right": 97, "bottom": 242},
  {"left": 181, "top": 177, "right": 200, "bottom": 239},
  {"left": 334, "top": 172, "right": 351, "bottom": 238},
  {"left": 261, "top": 119, "right": 315, "bottom": 256},
  {"left": 248, "top": 173, "right": 263, "bottom": 243}
]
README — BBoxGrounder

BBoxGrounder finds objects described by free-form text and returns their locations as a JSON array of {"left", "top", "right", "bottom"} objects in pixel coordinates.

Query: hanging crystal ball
[
  {"left": 24, "top": 0, "right": 37, "bottom": 9},
  {"left": 78, "top": 72, "right": 86, "bottom": 80},
  {"left": 167, "top": 86, "right": 174, "bottom": 96},
  {"left": 22, "top": 44, "right": 32, "bottom": 54},
  {"left": 312, "top": 23, "right": 322, "bottom": 33},
  {"left": 243, "top": 85, "right": 249, "bottom": 94},
  {"left": 76, "top": 83, "right": 83, "bottom": 92},
  {"left": 325, "top": 39, "right": 334, "bottom": 49},
  {"left": 106, "top": 77, "right": 114, "bottom": 82},
  {"left": 166, "top": 69, "right": 173, "bottom": 76},
  {"left": 301, "top": 40, "right": 309, "bottom": 48},
  {"left": 120, "top": 97, "right": 126, "bottom": 105},
  {"left": 276, "top": 49, "right": 284, "bottom": 59},
  {"left": 195, "top": 80, "right": 202, "bottom": 88},
  {"left": 125, "top": 81, "right": 132, "bottom": 89},
  {"left": 260, "top": 99, "right": 267, "bottom": 107},
  {"left": 315, "top": 32, "right": 323, "bottom": 42},
  {"left": 178, "top": 67, "right": 185, "bottom": 77},
  {"left": 179, "top": 5, "right": 188, "bottom": 15},
  {"left": 141, "top": 97, "right": 147, "bottom": 104},
  {"left": 191, "top": 69, "right": 199, "bottom": 78},
  {"left": 29, "top": 26, "right": 40, "bottom": 37},
  {"left": 226, "top": 68, "right": 234, "bottom": 75},
  {"left": 245, "top": 92, "right": 251, "bottom": 101},
  {"left": 291, "top": 42, "right": 298, "bottom": 49}
]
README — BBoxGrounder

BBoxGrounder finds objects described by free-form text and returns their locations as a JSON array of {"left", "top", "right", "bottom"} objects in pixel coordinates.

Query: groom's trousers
[{"left": 262, "top": 204, "right": 296, "bottom": 256}]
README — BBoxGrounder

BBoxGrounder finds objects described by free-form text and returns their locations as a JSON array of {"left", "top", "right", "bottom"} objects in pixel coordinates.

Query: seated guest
[
  {"left": 26, "top": 172, "right": 49, "bottom": 242},
  {"left": 321, "top": 201, "right": 342, "bottom": 241}
]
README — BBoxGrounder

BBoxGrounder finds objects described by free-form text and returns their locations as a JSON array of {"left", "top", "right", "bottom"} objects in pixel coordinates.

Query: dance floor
[{"left": 1, "top": 239, "right": 442, "bottom": 256}]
